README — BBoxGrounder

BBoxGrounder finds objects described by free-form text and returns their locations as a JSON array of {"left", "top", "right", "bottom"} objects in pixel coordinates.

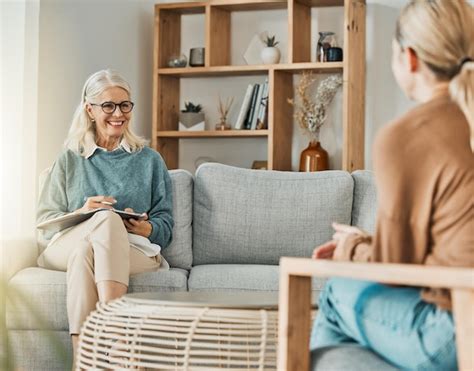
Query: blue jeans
[{"left": 310, "top": 278, "right": 457, "bottom": 370}]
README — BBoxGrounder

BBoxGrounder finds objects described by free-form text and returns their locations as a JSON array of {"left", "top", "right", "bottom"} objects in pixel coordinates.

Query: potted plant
[
  {"left": 179, "top": 102, "right": 205, "bottom": 131},
  {"left": 261, "top": 35, "right": 281, "bottom": 65}
]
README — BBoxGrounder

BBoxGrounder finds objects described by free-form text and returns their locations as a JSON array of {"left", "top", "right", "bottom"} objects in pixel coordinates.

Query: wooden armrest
[
  {"left": 279, "top": 257, "right": 474, "bottom": 289},
  {"left": 277, "top": 258, "right": 474, "bottom": 371}
]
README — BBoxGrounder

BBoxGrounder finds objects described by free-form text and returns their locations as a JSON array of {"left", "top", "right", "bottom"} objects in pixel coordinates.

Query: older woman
[
  {"left": 311, "top": 1, "right": 473, "bottom": 370},
  {"left": 36, "top": 69, "right": 173, "bottom": 366}
]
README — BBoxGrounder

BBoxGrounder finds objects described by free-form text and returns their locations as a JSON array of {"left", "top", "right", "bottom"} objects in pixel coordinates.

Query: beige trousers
[{"left": 37, "top": 210, "right": 161, "bottom": 334}]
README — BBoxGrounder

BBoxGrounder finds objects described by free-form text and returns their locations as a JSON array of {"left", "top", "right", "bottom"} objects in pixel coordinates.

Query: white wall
[
  {"left": 36, "top": 0, "right": 158, "bottom": 176},
  {"left": 35, "top": 0, "right": 412, "bottom": 176},
  {"left": 1, "top": 0, "right": 40, "bottom": 240}
]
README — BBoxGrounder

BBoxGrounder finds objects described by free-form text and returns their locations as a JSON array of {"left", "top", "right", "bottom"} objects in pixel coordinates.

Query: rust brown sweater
[{"left": 343, "top": 93, "right": 474, "bottom": 309}]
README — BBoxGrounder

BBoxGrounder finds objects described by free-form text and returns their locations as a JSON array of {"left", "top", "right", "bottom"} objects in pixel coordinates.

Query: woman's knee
[
  {"left": 321, "top": 278, "right": 378, "bottom": 313},
  {"left": 89, "top": 210, "right": 128, "bottom": 237},
  {"left": 90, "top": 210, "right": 123, "bottom": 225},
  {"left": 67, "top": 244, "right": 94, "bottom": 270}
]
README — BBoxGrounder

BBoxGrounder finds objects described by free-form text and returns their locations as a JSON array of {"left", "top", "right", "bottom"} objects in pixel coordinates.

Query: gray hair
[{"left": 64, "top": 69, "right": 147, "bottom": 155}]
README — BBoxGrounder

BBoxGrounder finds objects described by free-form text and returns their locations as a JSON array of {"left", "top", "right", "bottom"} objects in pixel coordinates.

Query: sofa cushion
[
  {"left": 9, "top": 330, "right": 72, "bottom": 371},
  {"left": 188, "top": 264, "right": 326, "bottom": 301},
  {"left": 311, "top": 345, "right": 397, "bottom": 370},
  {"left": 163, "top": 169, "right": 193, "bottom": 270},
  {"left": 6, "top": 267, "right": 188, "bottom": 331},
  {"left": 193, "top": 164, "right": 353, "bottom": 265},
  {"left": 351, "top": 170, "right": 377, "bottom": 233}
]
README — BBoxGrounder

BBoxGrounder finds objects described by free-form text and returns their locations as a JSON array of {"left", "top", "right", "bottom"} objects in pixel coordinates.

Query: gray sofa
[{"left": 5, "top": 163, "right": 393, "bottom": 370}]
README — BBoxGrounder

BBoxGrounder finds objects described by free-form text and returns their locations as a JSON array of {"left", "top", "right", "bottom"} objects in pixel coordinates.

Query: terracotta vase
[{"left": 299, "top": 140, "right": 329, "bottom": 172}]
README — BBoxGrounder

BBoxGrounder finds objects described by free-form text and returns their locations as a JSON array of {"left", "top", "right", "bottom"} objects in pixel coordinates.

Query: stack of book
[{"left": 234, "top": 79, "right": 269, "bottom": 130}]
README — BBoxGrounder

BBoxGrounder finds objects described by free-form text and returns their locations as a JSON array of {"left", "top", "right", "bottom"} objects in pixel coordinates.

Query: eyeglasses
[{"left": 90, "top": 101, "right": 135, "bottom": 114}]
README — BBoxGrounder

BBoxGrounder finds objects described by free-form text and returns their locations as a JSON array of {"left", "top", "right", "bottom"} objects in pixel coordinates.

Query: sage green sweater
[{"left": 37, "top": 146, "right": 174, "bottom": 248}]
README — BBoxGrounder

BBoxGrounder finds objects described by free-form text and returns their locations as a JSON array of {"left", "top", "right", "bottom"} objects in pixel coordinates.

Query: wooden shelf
[
  {"left": 154, "top": 0, "right": 343, "bottom": 12},
  {"left": 157, "top": 130, "right": 269, "bottom": 138},
  {"left": 274, "top": 62, "right": 343, "bottom": 73},
  {"left": 155, "top": 2, "right": 207, "bottom": 14},
  {"left": 210, "top": 0, "right": 288, "bottom": 11},
  {"left": 158, "top": 65, "right": 271, "bottom": 77},
  {"left": 153, "top": 0, "right": 366, "bottom": 171},
  {"left": 296, "top": 0, "right": 344, "bottom": 7},
  {"left": 157, "top": 62, "right": 343, "bottom": 77}
]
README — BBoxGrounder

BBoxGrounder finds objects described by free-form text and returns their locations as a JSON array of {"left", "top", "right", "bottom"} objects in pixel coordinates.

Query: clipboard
[{"left": 36, "top": 208, "right": 147, "bottom": 234}]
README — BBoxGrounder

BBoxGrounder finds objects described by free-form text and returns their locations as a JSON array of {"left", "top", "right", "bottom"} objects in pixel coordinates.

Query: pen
[{"left": 83, "top": 197, "right": 116, "bottom": 206}]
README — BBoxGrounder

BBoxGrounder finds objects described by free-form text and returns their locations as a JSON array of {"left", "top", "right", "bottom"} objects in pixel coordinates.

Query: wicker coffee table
[{"left": 76, "top": 291, "right": 279, "bottom": 370}]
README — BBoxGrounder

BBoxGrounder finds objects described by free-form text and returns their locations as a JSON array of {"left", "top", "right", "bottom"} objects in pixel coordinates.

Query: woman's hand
[
  {"left": 312, "top": 240, "right": 337, "bottom": 259},
  {"left": 75, "top": 195, "right": 116, "bottom": 213},
  {"left": 312, "top": 223, "right": 365, "bottom": 260},
  {"left": 123, "top": 208, "right": 152, "bottom": 238},
  {"left": 331, "top": 222, "right": 364, "bottom": 241}
]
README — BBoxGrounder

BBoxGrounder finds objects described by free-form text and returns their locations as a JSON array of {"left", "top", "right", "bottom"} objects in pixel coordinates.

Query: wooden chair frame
[{"left": 277, "top": 258, "right": 474, "bottom": 371}]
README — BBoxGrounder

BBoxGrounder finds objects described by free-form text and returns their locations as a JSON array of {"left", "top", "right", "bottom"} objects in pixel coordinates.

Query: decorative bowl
[{"left": 167, "top": 54, "right": 187, "bottom": 68}]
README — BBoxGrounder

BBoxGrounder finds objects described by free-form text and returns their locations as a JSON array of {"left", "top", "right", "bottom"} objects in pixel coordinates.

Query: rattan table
[{"left": 76, "top": 291, "right": 279, "bottom": 370}]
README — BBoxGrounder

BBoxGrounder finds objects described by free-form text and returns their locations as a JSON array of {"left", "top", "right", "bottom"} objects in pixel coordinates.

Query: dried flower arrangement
[
  {"left": 288, "top": 72, "right": 343, "bottom": 141},
  {"left": 215, "top": 95, "right": 235, "bottom": 130}
]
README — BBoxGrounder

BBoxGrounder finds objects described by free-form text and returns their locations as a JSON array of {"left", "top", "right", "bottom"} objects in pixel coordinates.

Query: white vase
[{"left": 261, "top": 47, "right": 280, "bottom": 64}]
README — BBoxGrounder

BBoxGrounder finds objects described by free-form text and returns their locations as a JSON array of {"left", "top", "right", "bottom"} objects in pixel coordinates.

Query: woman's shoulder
[
  {"left": 134, "top": 146, "right": 167, "bottom": 165},
  {"left": 373, "top": 96, "right": 470, "bottom": 171},
  {"left": 44, "top": 149, "right": 82, "bottom": 177},
  {"left": 135, "top": 146, "right": 161, "bottom": 158},
  {"left": 373, "top": 116, "right": 407, "bottom": 153},
  {"left": 53, "top": 148, "right": 82, "bottom": 166},
  {"left": 376, "top": 97, "right": 451, "bottom": 146}
]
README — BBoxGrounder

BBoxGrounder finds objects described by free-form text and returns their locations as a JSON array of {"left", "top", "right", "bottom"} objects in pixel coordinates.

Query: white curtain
[{"left": 0, "top": 0, "right": 40, "bottom": 241}]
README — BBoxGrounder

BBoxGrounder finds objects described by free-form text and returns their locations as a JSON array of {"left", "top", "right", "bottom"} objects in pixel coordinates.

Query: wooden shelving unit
[
  {"left": 153, "top": 0, "right": 365, "bottom": 171},
  {"left": 157, "top": 130, "right": 269, "bottom": 138}
]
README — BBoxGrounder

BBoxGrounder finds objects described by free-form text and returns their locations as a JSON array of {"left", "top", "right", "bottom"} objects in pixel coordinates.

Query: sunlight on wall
[{"left": 0, "top": 1, "right": 39, "bottom": 241}]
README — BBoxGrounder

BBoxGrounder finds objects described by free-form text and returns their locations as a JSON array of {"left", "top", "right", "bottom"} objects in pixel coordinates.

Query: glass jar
[
  {"left": 316, "top": 32, "right": 336, "bottom": 62},
  {"left": 167, "top": 54, "right": 187, "bottom": 68}
]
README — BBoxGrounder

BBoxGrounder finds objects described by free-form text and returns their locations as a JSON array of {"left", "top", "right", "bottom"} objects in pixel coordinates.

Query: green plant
[
  {"left": 181, "top": 102, "right": 202, "bottom": 113},
  {"left": 264, "top": 35, "right": 279, "bottom": 47}
]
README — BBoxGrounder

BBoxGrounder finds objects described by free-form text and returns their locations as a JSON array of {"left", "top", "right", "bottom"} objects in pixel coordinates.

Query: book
[
  {"left": 242, "top": 84, "right": 257, "bottom": 129},
  {"left": 256, "top": 79, "right": 269, "bottom": 129},
  {"left": 250, "top": 83, "right": 264, "bottom": 130},
  {"left": 245, "top": 83, "right": 260, "bottom": 129},
  {"left": 36, "top": 208, "right": 147, "bottom": 234},
  {"left": 234, "top": 84, "right": 254, "bottom": 130}
]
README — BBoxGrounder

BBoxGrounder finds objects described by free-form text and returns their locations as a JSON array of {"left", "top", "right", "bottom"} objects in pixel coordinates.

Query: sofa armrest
[
  {"left": 1, "top": 238, "right": 38, "bottom": 282},
  {"left": 277, "top": 258, "right": 474, "bottom": 371}
]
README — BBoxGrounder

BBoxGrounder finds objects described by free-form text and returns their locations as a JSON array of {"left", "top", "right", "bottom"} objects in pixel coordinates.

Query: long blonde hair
[
  {"left": 396, "top": 0, "right": 474, "bottom": 150},
  {"left": 64, "top": 69, "right": 147, "bottom": 155}
]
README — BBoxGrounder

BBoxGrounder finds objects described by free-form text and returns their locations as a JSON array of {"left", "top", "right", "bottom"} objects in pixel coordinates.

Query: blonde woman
[
  {"left": 36, "top": 69, "right": 173, "bottom": 367},
  {"left": 311, "top": 1, "right": 473, "bottom": 370}
]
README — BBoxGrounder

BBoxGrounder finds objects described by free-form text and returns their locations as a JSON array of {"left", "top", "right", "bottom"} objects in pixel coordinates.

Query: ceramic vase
[
  {"left": 299, "top": 140, "right": 329, "bottom": 172},
  {"left": 179, "top": 112, "right": 205, "bottom": 131},
  {"left": 261, "top": 47, "right": 281, "bottom": 64}
]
